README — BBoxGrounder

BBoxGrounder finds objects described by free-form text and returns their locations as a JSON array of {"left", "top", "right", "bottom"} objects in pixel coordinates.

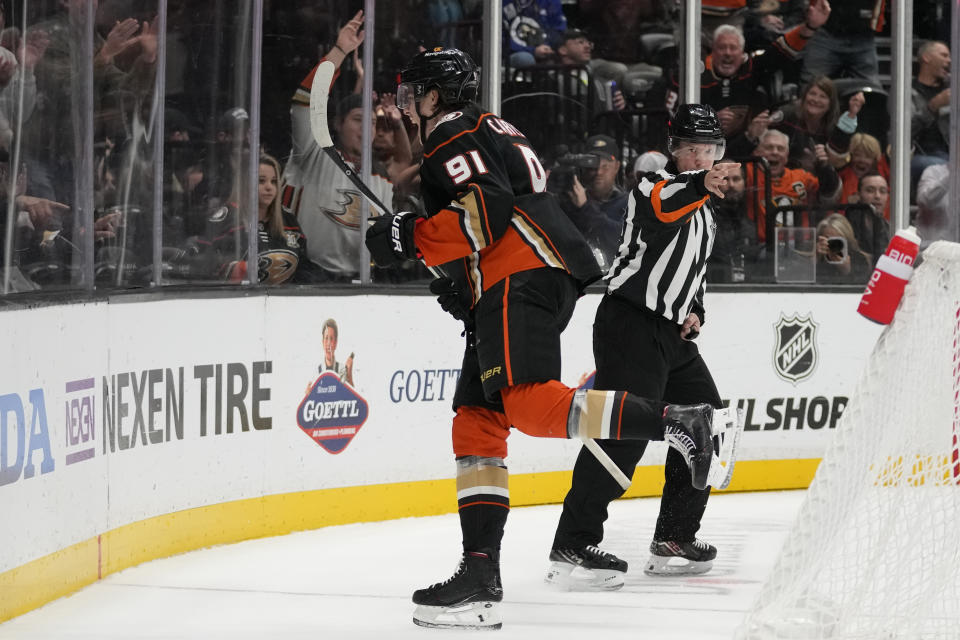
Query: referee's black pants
[{"left": 553, "top": 293, "right": 722, "bottom": 548}]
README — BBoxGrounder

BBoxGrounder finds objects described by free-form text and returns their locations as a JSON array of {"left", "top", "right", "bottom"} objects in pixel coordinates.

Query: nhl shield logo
[
  {"left": 297, "top": 372, "right": 369, "bottom": 454},
  {"left": 773, "top": 313, "right": 818, "bottom": 383}
]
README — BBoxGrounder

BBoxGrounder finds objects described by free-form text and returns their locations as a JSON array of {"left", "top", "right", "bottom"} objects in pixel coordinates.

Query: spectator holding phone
[{"left": 815, "top": 213, "right": 871, "bottom": 284}]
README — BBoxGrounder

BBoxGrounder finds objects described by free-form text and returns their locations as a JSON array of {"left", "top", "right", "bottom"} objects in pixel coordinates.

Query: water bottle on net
[{"left": 857, "top": 225, "right": 921, "bottom": 324}]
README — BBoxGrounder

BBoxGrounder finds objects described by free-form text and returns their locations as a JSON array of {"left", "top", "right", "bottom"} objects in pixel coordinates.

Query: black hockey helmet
[
  {"left": 396, "top": 47, "right": 480, "bottom": 111},
  {"left": 667, "top": 103, "right": 726, "bottom": 161}
]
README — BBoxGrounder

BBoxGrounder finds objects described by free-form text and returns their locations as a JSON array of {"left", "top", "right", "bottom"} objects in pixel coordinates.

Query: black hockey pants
[{"left": 553, "top": 294, "right": 722, "bottom": 548}]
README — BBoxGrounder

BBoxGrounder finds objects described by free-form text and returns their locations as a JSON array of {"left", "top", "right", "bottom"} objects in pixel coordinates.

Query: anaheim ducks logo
[
  {"left": 320, "top": 189, "right": 364, "bottom": 229},
  {"left": 258, "top": 249, "right": 299, "bottom": 284}
]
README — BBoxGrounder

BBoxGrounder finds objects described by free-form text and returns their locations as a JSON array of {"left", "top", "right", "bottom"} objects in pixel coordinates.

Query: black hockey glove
[
  {"left": 365, "top": 211, "right": 422, "bottom": 266},
  {"left": 429, "top": 277, "right": 473, "bottom": 326}
]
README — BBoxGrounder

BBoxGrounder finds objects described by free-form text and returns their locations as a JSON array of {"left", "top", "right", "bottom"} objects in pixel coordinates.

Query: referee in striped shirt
[{"left": 548, "top": 105, "right": 742, "bottom": 587}]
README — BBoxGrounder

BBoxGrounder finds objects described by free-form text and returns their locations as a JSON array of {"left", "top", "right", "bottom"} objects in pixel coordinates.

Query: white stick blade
[{"left": 309, "top": 60, "right": 337, "bottom": 149}]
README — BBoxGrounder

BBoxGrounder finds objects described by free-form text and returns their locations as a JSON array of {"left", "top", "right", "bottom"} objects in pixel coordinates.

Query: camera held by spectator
[
  {"left": 550, "top": 134, "right": 626, "bottom": 270},
  {"left": 546, "top": 147, "right": 600, "bottom": 198}
]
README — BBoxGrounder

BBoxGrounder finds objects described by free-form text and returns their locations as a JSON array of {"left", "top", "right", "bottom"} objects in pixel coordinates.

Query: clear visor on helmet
[
  {"left": 395, "top": 83, "right": 423, "bottom": 112},
  {"left": 667, "top": 137, "right": 726, "bottom": 164}
]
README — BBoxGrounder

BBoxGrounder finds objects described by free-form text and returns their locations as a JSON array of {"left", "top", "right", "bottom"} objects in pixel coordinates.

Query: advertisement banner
[{"left": 0, "top": 290, "right": 883, "bottom": 574}]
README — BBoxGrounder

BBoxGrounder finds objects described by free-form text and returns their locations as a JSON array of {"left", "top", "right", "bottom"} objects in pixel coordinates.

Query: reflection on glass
[
  {"left": 776, "top": 227, "right": 816, "bottom": 283},
  {"left": 0, "top": 1, "right": 935, "bottom": 296},
  {"left": 259, "top": 3, "right": 469, "bottom": 284},
  {"left": 3, "top": 1, "right": 86, "bottom": 292},
  {"left": 158, "top": 1, "right": 255, "bottom": 286},
  {"left": 89, "top": 0, "right": 162, "bottom": 288}
]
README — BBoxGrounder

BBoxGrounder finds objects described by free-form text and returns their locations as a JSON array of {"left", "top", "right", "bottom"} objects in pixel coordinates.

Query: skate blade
[
  {"left": 544, "top": 562, "right": 625, "bottom": 592},
  {"left": 710, "top": 407, "right": 738, "bottom": 437},
  {"left": 413, "top": 601, "right": 502, "bottom": 630},
  {"left": 644, "top": 554, "right": 713, "bottom": 576},
  {"left": 707, "top": 407, "right": 745, "bottom": 490}
]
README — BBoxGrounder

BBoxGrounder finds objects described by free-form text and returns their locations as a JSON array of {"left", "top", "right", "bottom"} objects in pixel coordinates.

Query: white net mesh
[{"left": 736, "top": 241, "right": 960, "bottom": 640}]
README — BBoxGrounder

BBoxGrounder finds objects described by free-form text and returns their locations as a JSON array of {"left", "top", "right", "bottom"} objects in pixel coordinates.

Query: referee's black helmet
[{"left": 667, "top": 104, "right": 726, "bottom": 160}]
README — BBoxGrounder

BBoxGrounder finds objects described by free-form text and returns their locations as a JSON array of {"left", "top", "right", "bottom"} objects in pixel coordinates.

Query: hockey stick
[
  {"left": 309, "top": 60, "right": 392, "bottom": 217},
  {"left": 581, "top": 436, "right": 632, "bottom": 490},
  {"left": 309, "top": 59, "right": 443, "bottom": 282}
]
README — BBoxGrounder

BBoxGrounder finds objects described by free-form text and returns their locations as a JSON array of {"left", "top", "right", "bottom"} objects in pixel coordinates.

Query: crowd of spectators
[
  {"left": 493, "top": 0, "right": 951, "bottom": 283},
  {"left": 0, "top": 0, "right": 953, "bottom": 294}
]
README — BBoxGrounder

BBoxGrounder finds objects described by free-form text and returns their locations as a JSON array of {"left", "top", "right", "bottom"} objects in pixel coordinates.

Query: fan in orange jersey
[{"left": 746, "top": 128, "right": 839, "bottom": 243}]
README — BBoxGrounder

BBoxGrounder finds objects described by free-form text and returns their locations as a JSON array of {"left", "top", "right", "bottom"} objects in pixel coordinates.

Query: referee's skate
[
  {"left": 644, "top": 538, "right": 718, "bottom": 576},
  {"left": 544, "top": 545, "right": 628, "bottom": 591}
]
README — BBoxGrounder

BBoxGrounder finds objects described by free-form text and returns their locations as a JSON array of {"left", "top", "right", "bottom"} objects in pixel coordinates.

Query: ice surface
[{"left": 0, "top": 491, "right": 804, "bottom": 639}]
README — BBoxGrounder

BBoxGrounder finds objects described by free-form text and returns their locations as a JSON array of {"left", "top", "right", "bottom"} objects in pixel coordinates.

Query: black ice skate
[
  {"left": 412, "top": 550, "right": 503, "bottom": 630},
  {"left": 662, "top": 404, "right": 715, "bottom": 490},
  {"left": 644, "top": 539, "right": 717, "bottom": 576},
  {"left": 544, "top": 545, "right": 628, "bottom": 591}
]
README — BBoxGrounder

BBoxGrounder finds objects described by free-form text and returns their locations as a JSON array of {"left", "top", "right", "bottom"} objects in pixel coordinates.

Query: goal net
[{"left": 736, "top": 241, "right": 960, "bottom": 640}]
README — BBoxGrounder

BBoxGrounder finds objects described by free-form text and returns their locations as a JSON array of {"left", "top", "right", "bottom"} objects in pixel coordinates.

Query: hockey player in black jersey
[
  {"left": 548, "top": 104, "right": 741, "bottom": 590},
  {"left": 363, "top": 46, "right": 725, "bottom": 630}
]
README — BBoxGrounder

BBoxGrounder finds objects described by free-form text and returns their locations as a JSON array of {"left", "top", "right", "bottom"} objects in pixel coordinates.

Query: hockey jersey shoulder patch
[
  {"left": 437, "top": 111, "right": 463, "bottom": 125},
  {"left": 424, "top": 106, "right": 486, "bottom": 158}
]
